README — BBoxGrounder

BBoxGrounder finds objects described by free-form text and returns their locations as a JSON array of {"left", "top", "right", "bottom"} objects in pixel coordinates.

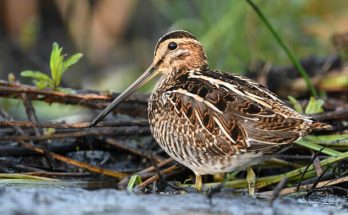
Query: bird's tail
[{"left": 310, "top": 121, "right": 332, "bottom": 131}]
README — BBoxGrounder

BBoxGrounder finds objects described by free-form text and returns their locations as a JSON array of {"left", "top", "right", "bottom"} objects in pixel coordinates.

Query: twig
[
  {"left": 18, "top": 140, "right": 127, "bottom": 179},
  {"left": 269, "top": 177, "right": 288, "bottom": 205},
  {"left": 137, "top": 165, "right": 179, "bottom": 189},
  {"left": 0, "top": 139, "right": 106, "bottom": 156},
  {"left": 310, "top": 163, "right": 334, "bottom": 190},
  {"left": 137, "top": 158, "right": 174, "bottom": 175},
  {"left": 0, "top": 80, "right": 147, "bottom": 102},
  {"left": 118, "top": 158, "right": 174, "bottom": 188},
  {"left": 21, "top": 93, "right": 41, "bottom": 135},
  {"left": 21, "top": 92, "right": 54, "bottom": 169},
  {"left": 0, "top": 120, "right": 148, "bottom": 128},
  {"left": 0, "top": 160, "right": 45, "bottom": 172},
  {"left": 257, "top": 175, "right": 348, "bottom": 198},
  {"left": 0, "top": 81, "right": 148, "bottom": 116},
  {"left": 0, "top": 108, "right": 127, "bottom": 180},
  {"left": 101, "top": 137, "right": 164, "bottom": 163},
  {"left": 0, "top": 146, "right": 42, "bottom": 156},
  {"left": 0, "top": 127, "right": 151, "bottom": 142},
  {"left": 311, "top": 109, "right": 348, "bottom": 121},
  {"left": 296, "top": 152, "right": 320, "bottom": 192}
]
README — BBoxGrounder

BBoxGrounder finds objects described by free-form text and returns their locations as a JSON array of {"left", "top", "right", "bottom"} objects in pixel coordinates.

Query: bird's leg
[
  {"left": 195, "top": 175, "right": 203, "bottom": 191},
  {"left": 246, "top": 167, "right": 256, "bottom": 197}
]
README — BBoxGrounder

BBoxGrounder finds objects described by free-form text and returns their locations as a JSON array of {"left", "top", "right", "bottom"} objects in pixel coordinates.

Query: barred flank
[{"left": 310, "top": 121, "right": 333, "bottom": 131}]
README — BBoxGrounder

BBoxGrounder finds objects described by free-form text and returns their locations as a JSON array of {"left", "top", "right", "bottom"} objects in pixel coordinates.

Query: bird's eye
[{"left": 168, "top": 42, "right": 177, "bottom": 50}]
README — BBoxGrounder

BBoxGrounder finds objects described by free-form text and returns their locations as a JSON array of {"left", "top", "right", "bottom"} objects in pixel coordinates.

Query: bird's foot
[{"left": 195, "top": 175, "right": 203, "bottom": 192}]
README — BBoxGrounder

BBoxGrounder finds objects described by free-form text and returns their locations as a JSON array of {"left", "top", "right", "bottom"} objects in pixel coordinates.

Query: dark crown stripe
[{"left": 155, "top": 30, "right": 197, "bottom": 53}]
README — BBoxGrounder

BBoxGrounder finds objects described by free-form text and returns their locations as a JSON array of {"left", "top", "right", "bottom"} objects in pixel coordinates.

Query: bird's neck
[
  {"left": 154, "top": 68, "right": 179, "bottom": 92},
  {"left": 157, "top": 65, "right": 208, "bottom": 89}
]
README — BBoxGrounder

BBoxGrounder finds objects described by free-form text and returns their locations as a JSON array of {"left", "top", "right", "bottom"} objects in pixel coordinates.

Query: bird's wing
[{"left": 163, "top": 70, "right": 312, "bottom": 154}]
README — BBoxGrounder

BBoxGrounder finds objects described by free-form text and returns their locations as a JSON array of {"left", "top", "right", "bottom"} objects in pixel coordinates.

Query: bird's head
[
  {"left": 153, "top": 30, "right": 208, "bottom": 74},
  {"left": 90, "top": 30, "right": 207, "bottom": 126}
]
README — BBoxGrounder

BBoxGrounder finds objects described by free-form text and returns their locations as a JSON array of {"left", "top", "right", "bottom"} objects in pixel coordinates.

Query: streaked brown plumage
[{"left": 91, "top": 30, "right": 331, "bottom": 191}]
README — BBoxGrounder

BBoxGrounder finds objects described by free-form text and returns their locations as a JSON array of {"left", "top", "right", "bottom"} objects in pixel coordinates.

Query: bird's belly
[{"left": 148, "top": 100, "right": 264, "bottom": 175}]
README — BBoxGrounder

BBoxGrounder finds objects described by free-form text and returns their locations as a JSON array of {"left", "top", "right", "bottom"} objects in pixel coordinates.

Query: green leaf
[
  {"left": 63, "top": 53, "right": 83, "bottom": 72},
  {"left": 287, "top": 96, "right": 303, "bottom": 113},
  {"left": 304, "top": 97, "right": 324, "bottom": 114},
  {"left": 127, "top": 175, "right": 142, "bottom": 191},
  {"left": 21, "top": 70, "right": 52, "bottom": 82},
  {"left": 50, "top": 42, "right": 64, "bottom": 88},
  {"left": 21, "top": 70, "right": 54, "bottom": 89},
  {"left": 33, "top": 80, "right": 49, "bottom": 89}
]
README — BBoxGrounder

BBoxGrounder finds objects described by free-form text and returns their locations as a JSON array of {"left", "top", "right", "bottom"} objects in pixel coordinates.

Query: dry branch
[
  {"left": 0, "top": 80, "right": 148, "bottom": 116},
  {"left": 0, "top": 160, "right": 45, "bottom": 172},
  {"left": 137, "top": 165, "right": 180, "bottom": 189},
  {"left": 0, "top": 120, "right": 148, "bottom": 128},
  {"left": 0, "top": 108, "right": 128, "bottom": 180},
  {"left": 0, "top": 80, "right": 148, "bottom": 103},
  {"left": 0, "top": 127, "right": 151, "bottom": 142},
  {"left": 312, "top": 109, "right": 348, "bottom": 121},
  {"left": 1, "top": 79, "right": 347, "bottom": 192},
  {"left": 21, "top": 92, "right": 54, "bottom": 168},
  {"left": 102, "top": 137, "right": 164, "bottom": 162},
  {"left": 18, "top": 140, "right": 128, "bottom": 179},
  {"left": 1, "top": 139, "right": 105, "bottom": 156},
  {"left": 21, "top": 93, "right": 42, "bottom": 135},
  {"left": 118, "top": 158, "right": 174, "bottom": 188},
  {"left": 258, "top": 175, "right": 348, "bottom": 198}
]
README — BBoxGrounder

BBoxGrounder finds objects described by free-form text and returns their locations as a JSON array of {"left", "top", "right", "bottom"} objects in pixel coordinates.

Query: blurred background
[{"left": 0, "top": 0, "right": 347, "bottom": 119}]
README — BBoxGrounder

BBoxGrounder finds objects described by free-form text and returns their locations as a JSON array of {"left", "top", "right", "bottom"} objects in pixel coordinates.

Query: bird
[{"left": 90, "top": 30, "right": 331, "bottom": 192}]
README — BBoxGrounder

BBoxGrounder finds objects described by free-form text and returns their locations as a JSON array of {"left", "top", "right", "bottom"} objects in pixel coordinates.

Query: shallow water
[{"left": 1, "top": 183, "right": 347, "bottom": 215}]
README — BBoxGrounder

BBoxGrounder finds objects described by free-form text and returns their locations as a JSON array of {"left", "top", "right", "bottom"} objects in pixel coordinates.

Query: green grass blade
[
  {"left": 245, "top": 0, "right": 318, "bottom": 97},
  {"left": 305, "top": 134, "right": 348, "bottom": 146},
  {"left": 182, "top": 151, "right": 348, "bottom": 190},
  {"left": 0, "top": 173, "right": 58, "bottom": 181},
  {"left": 296, "top": 139, "right": 342, "bottom": 156},
  {"left": 255, "top": 150, "right": 348, "bottom": 188}
]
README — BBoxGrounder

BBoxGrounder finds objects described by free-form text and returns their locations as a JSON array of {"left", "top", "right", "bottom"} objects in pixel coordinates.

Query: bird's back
[{"left": 150, "top": 68, "right": 331, "bottom": 156}]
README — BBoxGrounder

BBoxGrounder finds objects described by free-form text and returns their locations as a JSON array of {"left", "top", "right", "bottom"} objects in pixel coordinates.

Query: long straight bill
[{"left": 90, "top": 65, "right": 157, "bottom": 127}]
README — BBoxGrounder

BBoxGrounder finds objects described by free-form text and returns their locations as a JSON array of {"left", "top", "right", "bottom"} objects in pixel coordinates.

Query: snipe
[{"left": 91, "top": 30, "right": 331, "bottom": 191}]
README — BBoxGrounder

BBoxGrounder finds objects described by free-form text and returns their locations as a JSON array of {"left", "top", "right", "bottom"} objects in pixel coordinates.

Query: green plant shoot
[
  {"left": 127, "top": 175, "right": 142, "bottom": 191},
  {"left": 288, "top": 96, "right": 304, "bottom": 114},
  {"left": 21, "top": 42, "right": 82, "bottom": 90},
  {"left": 288, "top": 96, "right": 324, "bottom": 115},
  {"left": 304, "top": 97, "right": 324, "bottom": 114}
]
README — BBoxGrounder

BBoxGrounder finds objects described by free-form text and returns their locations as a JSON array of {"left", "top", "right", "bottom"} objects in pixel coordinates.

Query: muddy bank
[{"left": 1, "top": 186, "right": 347, "bottom": 215}]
